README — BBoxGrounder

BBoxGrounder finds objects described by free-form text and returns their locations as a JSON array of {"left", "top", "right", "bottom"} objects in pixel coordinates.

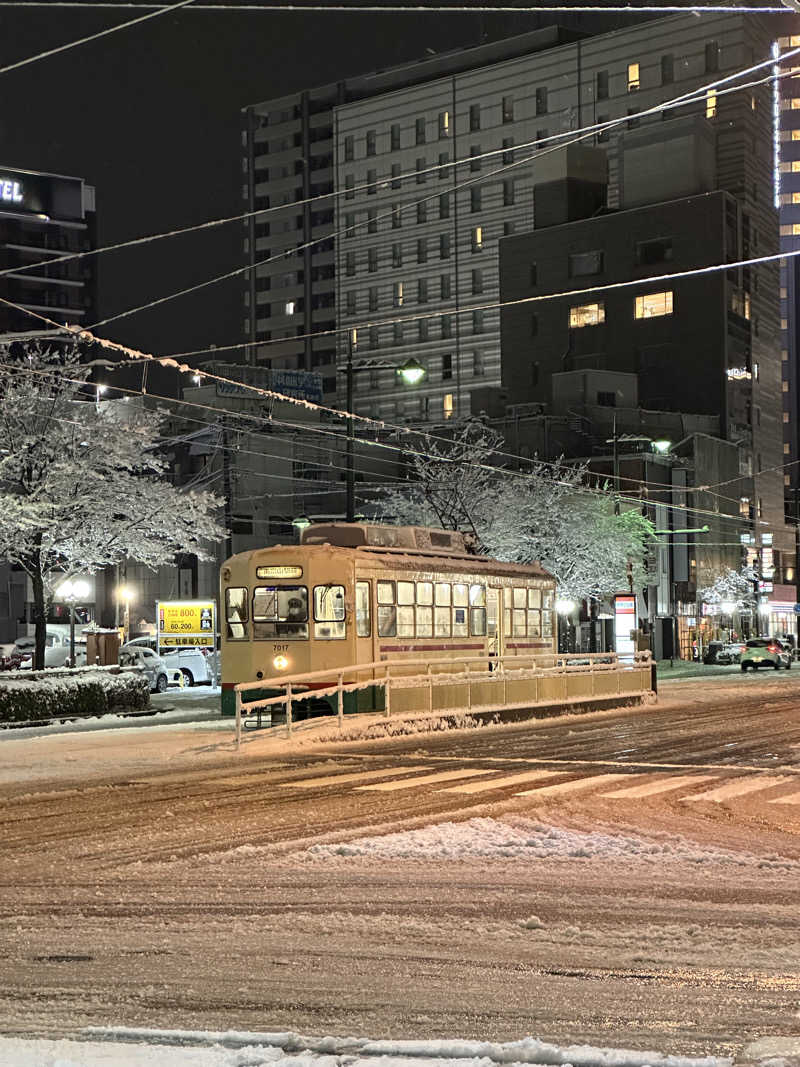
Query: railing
[{"left": 233, "top": 651, "right": 654, "bottom": 745}]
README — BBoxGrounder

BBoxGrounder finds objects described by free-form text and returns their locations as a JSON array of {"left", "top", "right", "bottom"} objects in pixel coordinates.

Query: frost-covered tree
[
  {"left": 0, "top": 344, "right": 225, "bottom": 668},
  {"left": 697, "top": 566, "right": 758, "bottom": 614},
  {"left": 376, "top": 420, "right": 653, "bottom": 602}
]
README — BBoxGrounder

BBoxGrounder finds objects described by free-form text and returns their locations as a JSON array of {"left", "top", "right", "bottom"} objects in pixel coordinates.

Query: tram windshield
[{"left": 252, "top": 585, "right": 308, "bottom": 639}]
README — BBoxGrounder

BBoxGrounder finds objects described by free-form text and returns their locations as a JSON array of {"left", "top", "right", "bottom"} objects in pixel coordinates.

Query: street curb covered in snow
[{"left": 83, "top": 1028, "right": 733, "bottom": 1067}]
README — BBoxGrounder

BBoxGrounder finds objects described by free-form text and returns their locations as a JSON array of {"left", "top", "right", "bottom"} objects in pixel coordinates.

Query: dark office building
[{"left": 0, "top": 165, "right": 97, "bottom": 339}]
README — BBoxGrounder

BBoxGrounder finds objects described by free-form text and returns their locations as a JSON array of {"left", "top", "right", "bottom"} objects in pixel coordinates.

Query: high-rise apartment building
[
  {"left": 0, "top": 165, "right": 96, "bottom": 339},
  {"left": 240, "top": 26, "right": 589, "bottom": 403},
  {"left": 333, "top": 13, "right": 778, "bottom": 427}
]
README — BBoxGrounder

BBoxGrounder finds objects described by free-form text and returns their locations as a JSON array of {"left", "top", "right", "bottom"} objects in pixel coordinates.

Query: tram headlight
[{"left": 273, "top": 654, "right": 289, "bottom": 671}]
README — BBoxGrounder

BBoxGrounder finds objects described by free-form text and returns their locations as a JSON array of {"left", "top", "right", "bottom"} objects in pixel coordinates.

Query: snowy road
[{"left": 1, "top": 673, "right": 800, "bottom": 1056}]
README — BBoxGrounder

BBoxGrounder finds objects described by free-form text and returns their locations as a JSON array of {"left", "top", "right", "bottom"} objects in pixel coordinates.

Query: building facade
[
  {"left": 0, "top": 165, "right": 97, "bottom": 339},
  {"left": 332, "top": 13, "right": 780, "bottom": 426}
]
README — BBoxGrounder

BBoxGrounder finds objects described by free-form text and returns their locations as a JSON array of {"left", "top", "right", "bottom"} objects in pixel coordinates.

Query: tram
[{"left": 220, "top": 523, "right": 557, "bottom": 717}]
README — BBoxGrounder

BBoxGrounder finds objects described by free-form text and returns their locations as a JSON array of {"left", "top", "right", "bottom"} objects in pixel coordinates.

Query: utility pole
[
  {"left": 221, "top": 418, "right": 233, "bottom": 560},
  {"left": 346, "top": 329, "right": 355, "bottom": 523}
]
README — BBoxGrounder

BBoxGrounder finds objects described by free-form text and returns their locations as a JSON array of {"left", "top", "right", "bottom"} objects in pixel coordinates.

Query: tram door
[{"left": 487, "top": 588, "right": 503, "bottom": 665}]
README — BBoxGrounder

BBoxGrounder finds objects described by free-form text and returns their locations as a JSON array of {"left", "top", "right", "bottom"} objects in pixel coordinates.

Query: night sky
[{"left": 0, "top": 1, "right": 560, "bottom": 365}]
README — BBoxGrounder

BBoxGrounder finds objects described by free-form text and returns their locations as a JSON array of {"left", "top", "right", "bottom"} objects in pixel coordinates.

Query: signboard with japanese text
[
  {"left": 157, "top": 600, "right": 216, "bottom": 651},
  {"left": 613, "top": 594, "right": 636, "bottom": 658}
]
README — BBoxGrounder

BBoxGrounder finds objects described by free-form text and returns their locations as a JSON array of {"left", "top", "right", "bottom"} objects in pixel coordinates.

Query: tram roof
[{"left": 224, "top": 523, "right": 555, "bottom": 582}]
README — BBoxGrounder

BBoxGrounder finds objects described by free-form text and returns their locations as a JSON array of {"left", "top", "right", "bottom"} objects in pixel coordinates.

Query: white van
[{"left": 124, "top": 637, "right": 215, "bottom": 686}]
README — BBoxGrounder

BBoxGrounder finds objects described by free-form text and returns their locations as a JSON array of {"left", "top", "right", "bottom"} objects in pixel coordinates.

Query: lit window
[
  {"left": 793, "top": 161, "right": 800, "bottom": 172},
  {"left": 792, "top": 99, "right": 800, "bottom": 109},
  {"left": 792, "top": 130, "right": 800, "bottom": 140},
  {"left": 744, "top": 292, "right": 751, "bottom": 319},
  {"left": 439, "top": 110, "right": 450, "bottom": 138},
  {"left": 284, "top": 301, "right": 295, "bottom": 315},
  {"left": 786, "top": 475, "right": 792, "bottom": 486},
  {"left": 783, "top": 349, "right": 789, "bottom": 361},
  {"left": 627, "top": 62, "right": 640, "bottom": 92},
  {"left": 393, "top": 281, "right": 404, "bottom": 307},
  {"left": 739, "top": 496, "right": 750, "bottom": 518},
  {"left": 569, "top": 302, "right": 605, "bottom": 328},
  {"left": 783, "top": 380, "right": 790, "bottom": 392},
  {"left": 793, "top": 192, "right": 800, "bottom": 203},
  {"left": 706, "top": 90, "right": 717, "bottom": 118},
  {"left": 784, "top": 411, "right": 790, "bottom": 423},
  {"left": 443, "top": 393, "right": 454, "bottom": 419},
  {"left": 472, "top": 226, "right": 483, "bottom": 252},
  {"left": 785, "top": 443, "right": 791, "bottom": 455},
  {"left": 635, "top": 291, "right": 673, "bottom": 318}
]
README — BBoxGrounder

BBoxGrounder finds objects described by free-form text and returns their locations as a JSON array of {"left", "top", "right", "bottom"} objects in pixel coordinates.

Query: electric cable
[
  {"left": 0, "top": 0, "right": 197, "bottom": 77},
  {"left": 85, "top": 50, "right": 798, "bottom": 334}
]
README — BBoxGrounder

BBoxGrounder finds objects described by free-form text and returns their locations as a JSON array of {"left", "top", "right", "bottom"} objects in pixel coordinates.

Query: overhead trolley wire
[
  {"left": 0, "top": 2, "right": 790, "bottom": 13},
  {"left": 0, "top": 0, "right": 197, "bottom": 77},
  {"left": 84, "top": 52, "right": 799, "bottom": 336}
]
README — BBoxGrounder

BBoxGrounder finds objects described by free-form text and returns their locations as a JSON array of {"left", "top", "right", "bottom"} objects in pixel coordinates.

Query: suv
[
  {"left": 119, "top": 644, "right": 181, "bottom": 692},
  {"left": 740, "top": 638, "right": 792, "bottom": 671},
  {"left": 125, "top": 637, "right": 215, "bottom": 687}
]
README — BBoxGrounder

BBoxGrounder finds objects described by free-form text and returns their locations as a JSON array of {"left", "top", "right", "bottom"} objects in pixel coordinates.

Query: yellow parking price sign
[
  {"left": 160, "top": 634, "right": 214, "bottom": 648},
  {"left": 157, "top": 600, "right": 216, "bottom": 649}
]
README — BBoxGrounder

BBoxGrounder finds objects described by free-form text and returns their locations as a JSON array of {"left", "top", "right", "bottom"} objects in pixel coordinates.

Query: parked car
[
  {"left": 125, "top": 636, "right": 215, "bottom": 686},
  {"left": 119, "top": 643, "right": 182, "bottom": 692},
  {"left": 4, "top": 631, "right": 85, "bottom": 670},
  {"left": 715, "top": 642, "right": 745, "bottom": 665},
  {"left": 740, "top": 638, "right": 792, "bottom": 671}
]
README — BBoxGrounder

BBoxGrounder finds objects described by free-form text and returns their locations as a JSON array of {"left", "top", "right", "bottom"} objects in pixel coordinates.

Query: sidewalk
[{"left": 655, "top": 659, "right": 741, "bottom": 682}]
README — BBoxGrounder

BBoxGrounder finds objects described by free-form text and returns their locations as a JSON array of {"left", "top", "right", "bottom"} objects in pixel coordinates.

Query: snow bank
[
  {"left": 299, "top": 816, "right": 798, "bottom": 870},
  {"left": 0, "top": 1029, "right": 735, "bottom": 1067}
]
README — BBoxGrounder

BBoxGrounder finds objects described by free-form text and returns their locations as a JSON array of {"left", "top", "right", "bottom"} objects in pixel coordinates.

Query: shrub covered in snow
[{"left": 0, "top": 669, "right": 150, "bottom": 725}]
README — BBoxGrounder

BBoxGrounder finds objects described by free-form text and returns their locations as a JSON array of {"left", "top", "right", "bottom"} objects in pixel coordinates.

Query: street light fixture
[{"left": 57, "top": 578, "right": 91, "bottom": 668}]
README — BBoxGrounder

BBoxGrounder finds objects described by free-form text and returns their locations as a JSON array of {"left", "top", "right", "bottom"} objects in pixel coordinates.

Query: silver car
[{"left": 119, "top": 644, "right": 181, "bottom": 693}]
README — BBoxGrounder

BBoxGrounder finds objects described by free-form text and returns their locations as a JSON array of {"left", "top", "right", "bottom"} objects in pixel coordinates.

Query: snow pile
[
  {"left": 0, "top": 1029, "right": 736, "bottom": 1067},
  {"left": 302, "top": 816, "right": 797, "bottom": 870}
]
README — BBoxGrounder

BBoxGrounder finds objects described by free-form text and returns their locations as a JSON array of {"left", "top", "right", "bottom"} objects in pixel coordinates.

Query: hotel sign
[{"left": 0, "top": 179, "right": 23, "bottom": 204}]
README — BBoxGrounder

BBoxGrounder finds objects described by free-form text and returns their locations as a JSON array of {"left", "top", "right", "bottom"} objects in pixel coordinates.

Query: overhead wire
[
  {"left": 0, "top": 0, "right": 197, "bottom": 77},
  {"left": 0, "top": 2, "right": 789, "bottom": 13},
  {"left": 84, "top": 50, "right": 800, "bottom": 335},
  {"left": 2, "top": 46, "right": 794, "bottom": 318},
  {"left": 0, "top": 351, "right": 764, "bottom": 530}
]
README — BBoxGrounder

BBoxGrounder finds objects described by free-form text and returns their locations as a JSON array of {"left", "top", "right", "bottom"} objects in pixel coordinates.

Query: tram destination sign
[
  {"left": 157, "top": 599, "right": 216, "bottom": 650},
  {"left": 256, "top": 565, "right": 303, "bottom": 579}
]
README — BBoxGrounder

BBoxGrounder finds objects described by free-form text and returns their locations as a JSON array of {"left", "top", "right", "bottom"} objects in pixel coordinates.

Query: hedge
[{"left": 0, "top": 668, "right": 150, "bottom": 726}]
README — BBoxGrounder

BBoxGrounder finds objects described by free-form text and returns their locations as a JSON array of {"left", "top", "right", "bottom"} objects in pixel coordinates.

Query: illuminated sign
[
  {"left": 0, "top": 179, "right": 23, "bottom": 204},
  {"left": 726, "top": 367, "right": 752, "bottom": 381},
  {"left": 614, "top": 594, "right": 636, "bottom": 658},
  {"left": 157, "top": 599, "right": 216, "bottom": 654},
  {"left": 160, "top": 634, "right": 214, "bottom": 648},
  {"left": 256, "top": 565, "right": 303, "bottom": 579}
]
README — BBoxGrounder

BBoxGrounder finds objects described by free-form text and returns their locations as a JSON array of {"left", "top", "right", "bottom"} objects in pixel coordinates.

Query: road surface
[{"left": 1, "top": 671, "right": 799, "bottom": 1055}]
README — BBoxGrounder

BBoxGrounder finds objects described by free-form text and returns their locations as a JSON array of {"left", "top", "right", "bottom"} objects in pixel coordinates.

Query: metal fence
[{"left": 233, "top": 651, "right": 655, "bottom": 744}]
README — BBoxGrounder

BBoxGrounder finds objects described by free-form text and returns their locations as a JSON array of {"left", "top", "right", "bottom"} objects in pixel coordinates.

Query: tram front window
[{"left": 252, "top": 585, "right": 308, "bottom": 639}]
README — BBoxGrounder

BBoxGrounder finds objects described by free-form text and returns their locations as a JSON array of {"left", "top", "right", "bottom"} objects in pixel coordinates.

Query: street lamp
[
  {"left": 57, "top": 578, "right": 91, "bottom": 668},
  {"left": 292, "top": 515, "right": 311, "bottom": 540},
  {"left": 555, "top": 598, "right": 576, "bottom": 654},
  {"left": 118, "top": 585, "right": 135, "bottom": 644},
  {"left": 343, "top": 332, "right": 427, "bottom": 523}
]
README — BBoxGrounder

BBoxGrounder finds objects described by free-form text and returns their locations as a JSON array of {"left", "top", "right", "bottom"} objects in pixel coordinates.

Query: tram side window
[
  {"left": 377, "top": 580, "right": 397, "bottom": 637},
  {"left": 397, "top": 580, "right": 415, "bottom": 637},
  {"left": 469, "top": 584, "right": 486, "bottom": 636},
  {"left": 313, "top": 585, "right": 346, "bottom": 640},
  {"left": 453, "top": 583, "right": 468, "bottom": 637},
  {"left": 225, "top": 586, "right": 248, "bottom": 640},
  {"left": 542, "top": 590, "right": 554, "bottom": 638},
  {"left": 355, "top": 581, "right": 371, "bottom": 637},
  {"left": 512, "top": 587, "right": 527, "bottom": 636},
  {"left": 252, "top": 585, "right": 308, "bottom": 640},
  {"left": 434, "top": 582, "right": 451, "bottom": 637},
  {"left": 527, "top": 587, "right": 541, "bottom": 637},
  {"left": 416, "top": 581, "right": 433, "bottom": 638}
]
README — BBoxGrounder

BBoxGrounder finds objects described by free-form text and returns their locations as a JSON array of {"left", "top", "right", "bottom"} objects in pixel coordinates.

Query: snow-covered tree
[
  {"left": 697, "top": 566, "right": 758, "bottom": 614},
  {"left": 376, "top": 419, "right": 653, "bottom": 602},
  {"left": 0, "top": 343, "right": 225, "bottom": 668}
]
